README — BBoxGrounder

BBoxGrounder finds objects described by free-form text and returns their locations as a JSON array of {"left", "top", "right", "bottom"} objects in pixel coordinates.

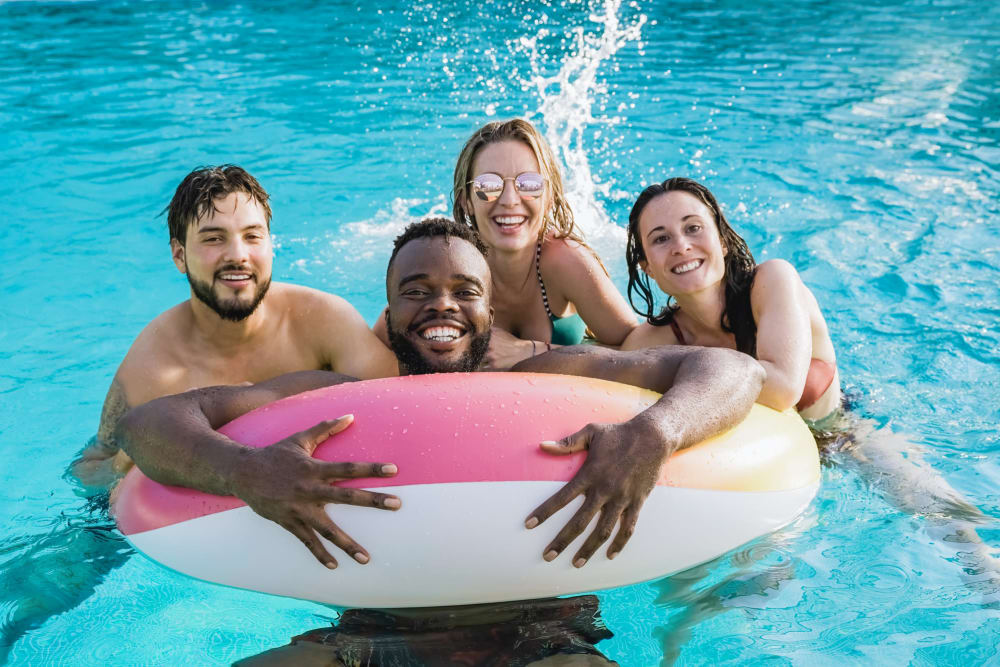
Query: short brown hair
[{"left": 164, "top": 165, "right": 272, "bottom": 244}]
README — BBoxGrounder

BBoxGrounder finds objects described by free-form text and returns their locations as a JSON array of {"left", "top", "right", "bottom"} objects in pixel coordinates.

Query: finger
[
  {"left": 309, "top": 484, "right": 402, "bottom": 510},
  {"left": 524, "top": 477, "right": 586, "bottom": 529},
  {"left": 306, "top": 509, "right": 371, "bottom": 565},
  {"left": 607, "top": 502, "right": 644, "bottom": 560},
  {"left": 315, "top": 460, "right": 399, "bottom": 480},
  {"left": 539, "top": 427, "right": 591, "bottom": 456},
  {"left": 541, "top": 498, "right": 602, "bottom": 563},
  {"left": 572, "top": 502, "right": 626, "bottom": 567},
  {"left": 295, "top": 415, "right": 355, "bottom": 455},
  {"left": 282, "top": 520, "right": 338, "bottom": 569}
]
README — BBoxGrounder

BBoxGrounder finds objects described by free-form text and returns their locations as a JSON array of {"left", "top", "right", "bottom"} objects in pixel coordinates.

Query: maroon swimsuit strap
[{"left": 669, "top": 318, "right": 687, "bottom": 345}]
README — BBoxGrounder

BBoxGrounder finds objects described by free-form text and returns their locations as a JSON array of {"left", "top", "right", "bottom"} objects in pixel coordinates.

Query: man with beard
[
  {"left": 74, "top": 165, "right": 398, "bottom": 486},
  {"left": 118, "top": 217, "right": 764, "bottom": 571}
]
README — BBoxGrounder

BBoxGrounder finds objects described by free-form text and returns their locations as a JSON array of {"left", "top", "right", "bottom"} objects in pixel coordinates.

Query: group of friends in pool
[{"left": 70, "top": 117, "right": 994, "bottom": 665}]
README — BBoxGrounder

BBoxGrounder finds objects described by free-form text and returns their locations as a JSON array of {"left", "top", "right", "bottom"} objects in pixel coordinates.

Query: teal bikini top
[{"left": 535, "top": 241, "right": 587, "bottom": 346}]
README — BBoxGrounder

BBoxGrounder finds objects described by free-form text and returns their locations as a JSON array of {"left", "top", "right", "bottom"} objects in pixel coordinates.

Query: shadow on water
[{"left": 0, "top": 460, "right": 132, "bottom": 662}]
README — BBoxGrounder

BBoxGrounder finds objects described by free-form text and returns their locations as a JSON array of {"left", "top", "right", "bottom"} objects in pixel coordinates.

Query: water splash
[{"left": 519, "top": 0, "right": 647, "bottom": 260}]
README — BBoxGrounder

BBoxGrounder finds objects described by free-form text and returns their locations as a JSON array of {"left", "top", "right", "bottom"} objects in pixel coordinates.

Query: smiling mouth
[
  {"left": 493, "top": 216, "right": 526, "bottom": 230},
  {"left": 420, "top": 325, "right": 465, "bottom": 343},
  {"left": 671, "top": 259, "right": 703, "bottom": 275}
]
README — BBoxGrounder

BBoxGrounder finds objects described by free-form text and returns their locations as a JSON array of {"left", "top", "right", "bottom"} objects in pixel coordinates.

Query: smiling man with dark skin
[{"left": 117, "top": 217, "right": 764, "bottom": 570}]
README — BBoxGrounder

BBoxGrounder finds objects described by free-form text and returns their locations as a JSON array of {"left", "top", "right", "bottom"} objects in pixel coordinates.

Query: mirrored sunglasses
[{"left": 467, "top": 172, "right": 546, "bottom": 202}]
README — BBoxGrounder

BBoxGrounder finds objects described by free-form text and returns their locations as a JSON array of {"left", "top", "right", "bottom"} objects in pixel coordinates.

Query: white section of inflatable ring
[{"left": 126, "top": 480, "right": 818, "bottom": 608}]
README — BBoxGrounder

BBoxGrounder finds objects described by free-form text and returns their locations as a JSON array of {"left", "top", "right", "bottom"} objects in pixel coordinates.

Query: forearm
[
  {"left": 755, "top": 359, "right": 803, "bottom": 411},
  {"left": 116, "top": 370, "right": 353, "bottom": 494},
  {"left": 636, "top": 347, "right": 764, "bottom": 453},
  {"left": 116, "top": 390, "right": 255, "bottom": 495}
]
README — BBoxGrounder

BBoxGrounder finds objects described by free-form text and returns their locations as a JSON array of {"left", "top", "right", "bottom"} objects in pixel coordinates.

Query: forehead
[
  {"left": 639, "top": 191, "right": 714, "bottom": 233},
  {"left": 390, "top": 236, "right": 490, "bottom": 286},
  {"left": 472, "top": 140, "right": 540, "bottom": 176},
  {"left": 193, "top": 191, "right": 267, "bottom": 230}
]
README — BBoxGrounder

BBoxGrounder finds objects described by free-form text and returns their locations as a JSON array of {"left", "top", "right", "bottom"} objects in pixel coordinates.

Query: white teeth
[
  {"left": 421, "top": 326, "right": 463, "bottom": 342},
  {"left": 494, "top": 216, "right": 525, "bottom": 226},
  {"left": 219, "top": 273, "right": 251, "bottom": 280},
  {"left": 672, "top": 260, "right": 702, "bottom": 275}
]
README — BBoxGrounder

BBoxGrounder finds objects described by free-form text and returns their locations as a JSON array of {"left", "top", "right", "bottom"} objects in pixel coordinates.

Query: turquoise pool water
[{"left": 2, "top": 0, "right": 998, "bottom": 664}]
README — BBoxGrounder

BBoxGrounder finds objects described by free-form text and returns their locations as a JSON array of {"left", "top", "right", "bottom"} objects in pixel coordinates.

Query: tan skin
[
  {"left": 73, "top": 192, "right": 398, "bottom": 487},
  {"left": 117, "top": 233, "right": 764, "bottom": 570},
  {"left": 622, "top": 190, "right": 841, "bottom": 420},
  {"left": 374, "top": 140, "right": 637, "bottom": 367}
]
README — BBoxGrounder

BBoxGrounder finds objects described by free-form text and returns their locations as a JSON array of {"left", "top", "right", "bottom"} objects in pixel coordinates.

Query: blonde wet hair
[{"left": 452, "top": 118, "right": 585, "bottom": 246}]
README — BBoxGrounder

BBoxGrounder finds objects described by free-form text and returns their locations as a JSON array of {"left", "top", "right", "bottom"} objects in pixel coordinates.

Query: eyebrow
[
  {"left": 397, "top": 273, "right": 486, "bottom": 290},
  {"left": 644, "top": 214, "right": 703, "bottom": 240},
  {"left": 196, "top": 223, "right": 266, "bottom": 234}
]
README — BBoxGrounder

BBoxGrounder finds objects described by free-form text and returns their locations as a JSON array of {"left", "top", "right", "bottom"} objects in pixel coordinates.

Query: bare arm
[
  {"left": 544, "top": 240, "right": 637, "bottom": 346},
  {"left": 71, "top": 378, "right": 133, "bottom": 487},
  {"left": 116, "top": 370, "right": 401, "bottom": 568},
  {"left": 751, "top": 260, "right": 813, "bottom": 411},
  {"left": 313, "top": 294, "right": 398, "bottom": 380},
  {"left": 512, "top": 344, "right": 765, "bottom": 565}
]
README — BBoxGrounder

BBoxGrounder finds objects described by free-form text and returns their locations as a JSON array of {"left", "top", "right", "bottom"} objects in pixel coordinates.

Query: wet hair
[
  {"left": 625, "top": 177, "right": 758, "bottom": 355},
  {"left": 451, "top": 118, "right": 585, "bottom": 247},
  {"left": 164, "top": 165, "right": 272, "bottom": 245},
  {"left": 386, "top": 216, "right": 489, "bottom": 285}
]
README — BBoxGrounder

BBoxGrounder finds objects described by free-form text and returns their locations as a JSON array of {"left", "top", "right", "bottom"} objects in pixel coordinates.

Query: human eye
[
  {"left": 651, "top": 233, "right": 669, "bottom": 245},
  {"left": 686, "top": 224, "right": 702, "bottom": 234}
]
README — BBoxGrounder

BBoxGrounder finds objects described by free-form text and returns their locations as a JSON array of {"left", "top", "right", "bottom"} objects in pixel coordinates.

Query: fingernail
[
  {"left": 354, "top": 552, "right": 369, "bottom": 564},
  {"left": 381, "top": 464, "right": 398, "bottom": 475},
  {"left": 540, "top": 440, "right": 558, "bottom": 447},
  {"left": 574, "top": 558, "right": 586, "bottom": 568},
  {"left": 337, "top": 413, "right": 354, "bottom": 421},
  {"left": 544, "top": 550, "right": 558, "bottom": 562},
  {"left": 325, "top": 561, "right": 337, "bottom": 570},
  {"left": 384, "top": 497, "right": 401, "bottom": 509},
  {"left": 608, "top": 551, "right": 619, "bottom": 560},
  {"left": 525, "top": 517, "right": 539, "bottom": 529}
]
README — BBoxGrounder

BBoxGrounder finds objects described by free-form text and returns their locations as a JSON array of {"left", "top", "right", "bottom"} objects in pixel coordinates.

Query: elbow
[
  {"left": 696, "top": 347, "right": 766, "bottom": 399},
  {"left": 113, "top": 403, "right": 150, "bottom": 459},
  {"left": 758, "top": 379, "right": 801, "bottom": 412}
]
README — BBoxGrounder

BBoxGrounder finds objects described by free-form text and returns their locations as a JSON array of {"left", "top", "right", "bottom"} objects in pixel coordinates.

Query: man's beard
[
  {"left": 386, "top": 315, "right": 491, "bottom": 375},
  {"left": 187, "top": 269, "right": 271, "bottom": 322}
]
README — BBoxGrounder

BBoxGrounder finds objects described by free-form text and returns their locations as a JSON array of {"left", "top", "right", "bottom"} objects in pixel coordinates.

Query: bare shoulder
[
  {"left": 621, "top": 321, "right": 678, "bottom": 351},
  {"left": 755, "top": 259, "right": 802, "bottom": 288},
  {"left": 539, "top": 236, "right": 601, "bottom": 274},
  {"left": 280, "top": 283, "right": 397, "bottom": 379},
  {"left": 115, "top": 303, "right": 192, "bottom": 404}
]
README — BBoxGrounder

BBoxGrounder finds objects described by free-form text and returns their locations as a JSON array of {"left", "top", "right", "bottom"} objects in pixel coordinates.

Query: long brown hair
[
  {"left": 452, "top": 118, "right": 584, "bottom": 246},
  {"left": 625, "top": 177, "right": 759, "bottom": 355}
]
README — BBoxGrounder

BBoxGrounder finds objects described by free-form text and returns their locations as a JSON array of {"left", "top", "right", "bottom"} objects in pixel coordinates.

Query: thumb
[
  {"left": 296, "top": 414, "right": 355, "bottom": 455},
  {"left": 539, "top": 427, "right": 590, "bottom": 456}
]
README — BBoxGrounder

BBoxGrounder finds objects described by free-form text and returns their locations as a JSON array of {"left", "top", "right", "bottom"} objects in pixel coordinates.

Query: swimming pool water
[{"left": 1, "top": 0, "right": 998, "bottom": 664}]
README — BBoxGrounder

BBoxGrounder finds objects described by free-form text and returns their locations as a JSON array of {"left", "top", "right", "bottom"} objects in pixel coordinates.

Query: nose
[
  {"left": 496, "top": 178, "right": 521, "bottom": 206},
  {"left": 669, "top": 235, "right": 691, "bottom": 255},
  {"left": 222, "top": 236, "right": 251, "bottom": 265},
  {"left": 426, "top": 290, "right": 459, "bottom": 313}
]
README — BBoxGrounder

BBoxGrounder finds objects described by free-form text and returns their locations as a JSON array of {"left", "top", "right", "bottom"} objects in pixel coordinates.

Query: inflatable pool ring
[{"left": 114, "top": 373, "right": 820, "bottom": 608}]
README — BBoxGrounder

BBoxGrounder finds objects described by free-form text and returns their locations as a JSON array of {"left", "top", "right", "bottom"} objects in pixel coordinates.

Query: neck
[
  {"left": 487, "top": 241, "right": 538, "bottom": 290},
  {"left": 187, "top": 295, "right": 270, "bottom": 347},
  {"left": 672, "top": 281, "right": 727, "bottom": 335}
]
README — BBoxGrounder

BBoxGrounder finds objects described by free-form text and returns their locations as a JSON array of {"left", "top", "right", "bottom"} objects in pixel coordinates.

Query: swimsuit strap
[
  {"left": 536, "top": 240, "right": 556, "bottom": 320},
  {"left": 669, "top": 316, "right": 687, "bottom": 345}
]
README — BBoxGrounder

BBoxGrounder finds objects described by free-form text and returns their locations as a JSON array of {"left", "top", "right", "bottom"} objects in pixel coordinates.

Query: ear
[
  {"left": 489, "top": 306, "right": 495, "bottom": 327},
  {"left": 170, "top": 239, "right": 187, "bottom": 274},
  {"left": 639, "top": 259, "right": 651, "bottom": 276},
  {"left": 722, "top": 242, "right": 729, "bottom": 258}
]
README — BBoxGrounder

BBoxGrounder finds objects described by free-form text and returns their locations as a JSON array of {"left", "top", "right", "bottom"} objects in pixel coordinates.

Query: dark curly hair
[
  {"left": 164, "top": 165, "right": 272, "bottom": 244},
  {"left": 386, "top": 216, "right": 489, "bottom": 284},
  {"left": 625, "top": 177, "right": 758, "bottom": 355}
]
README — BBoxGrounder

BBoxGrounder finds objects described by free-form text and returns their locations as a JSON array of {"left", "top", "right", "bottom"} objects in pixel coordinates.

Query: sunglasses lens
[
  {"left": 515, "top": 172, "right": 545, "bottom": 199},
  {"left": 473, "top": 174, "right": 504, "bottom": 201}
]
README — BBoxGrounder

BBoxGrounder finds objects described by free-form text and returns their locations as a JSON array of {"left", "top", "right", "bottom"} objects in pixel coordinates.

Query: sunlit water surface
[{"left": 1, "top": 0, "right": 998, "bottom": 664}]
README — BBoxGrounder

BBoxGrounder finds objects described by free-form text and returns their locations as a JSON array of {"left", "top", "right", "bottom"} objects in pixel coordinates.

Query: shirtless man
[
  {"left": 73, "top": 165, "right": 397, "bottom": 486},
  {"left": 117, "top": 217, "right": 765, "bottom": 570}
]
